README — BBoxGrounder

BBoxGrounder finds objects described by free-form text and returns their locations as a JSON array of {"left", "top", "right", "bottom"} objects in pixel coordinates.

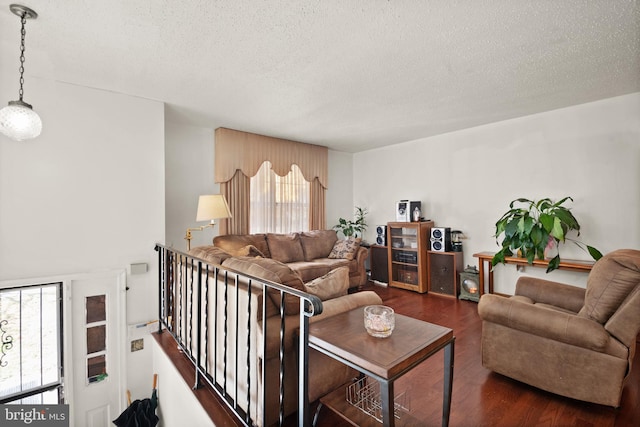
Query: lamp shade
[
  {"left": 0, "top": 101, "right": 42, "bottom": 141},
  {"left": 196, "top": 194, "right": 232, "bottom": 222}
]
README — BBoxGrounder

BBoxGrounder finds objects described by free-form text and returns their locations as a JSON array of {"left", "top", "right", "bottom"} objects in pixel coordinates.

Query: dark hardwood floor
[{"left": 155, "top": 282, "right": 640, "bottom": 427}]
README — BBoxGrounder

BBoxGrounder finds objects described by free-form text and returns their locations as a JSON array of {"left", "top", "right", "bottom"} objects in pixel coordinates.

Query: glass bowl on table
[{"left": 364, "top": 305, "right": 395, "bottom": 338}]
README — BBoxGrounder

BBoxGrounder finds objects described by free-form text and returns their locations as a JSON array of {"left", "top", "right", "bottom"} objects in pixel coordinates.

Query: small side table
[
  {"left": 309, "top": 307, "right": 454, "bottom": 427},
  {"left": 473, "top": 251, "right": 594, "bottom": 295}
]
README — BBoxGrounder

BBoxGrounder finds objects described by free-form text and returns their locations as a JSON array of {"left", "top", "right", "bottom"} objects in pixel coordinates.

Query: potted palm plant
[
  {"left": 492, "top": 197, "right": 602, "bottom": 272},
  {"left": 333, "top": 206, "right": 368, "bottom": 238}
]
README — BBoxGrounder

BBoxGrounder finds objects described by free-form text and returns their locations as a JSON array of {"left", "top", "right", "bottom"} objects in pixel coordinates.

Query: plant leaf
[
  {"left": 505, "top": 218, "right": 519, "bottom": 238},
  {"left": 553, "top": 196, "right": 573, "bottom": 207},
  {"left": 539, "top": 213, "right": 554, "bottom": 233},
  {"left": 550, "top": 217, "right": 565, "bottom": 241},
  {"left": 491, "top": 250, "right": 506, "bottom": 267},
  {"left": 538, "top": 198, "right": 552, "bottom": 212},
  {"left": 546, "top": 255, "right": 560, "bottom": 273},
  {"left": 587, "top": 245, "right": 603, "bottom": 261},
  {"left": 526, "top": 250, "right": 535, "bottom": 264},
  {"left": 553, "top": 208, "right": 580, "bottom": 231}
]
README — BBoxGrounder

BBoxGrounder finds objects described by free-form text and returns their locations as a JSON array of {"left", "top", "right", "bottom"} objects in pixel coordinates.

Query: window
[
  {"left": 250, "top": 161, "right": 310, "bottom": 233},
  {"left": 0, "top": 283, "right": 63, "bottom": 404},
  {"left": 85, "top": 295, "right": 108, "bottom": 384}
]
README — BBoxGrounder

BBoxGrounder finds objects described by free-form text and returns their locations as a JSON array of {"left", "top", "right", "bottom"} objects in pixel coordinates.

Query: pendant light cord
[{"left": 18, "top": 13, "right": 27, "bottom": 102}]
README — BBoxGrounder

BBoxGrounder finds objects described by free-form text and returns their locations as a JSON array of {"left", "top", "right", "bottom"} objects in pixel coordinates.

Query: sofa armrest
[
  {"left": 478, "top": 294, "right": 609, "bottom": 352},
  {"left": 349, "top": 246, "right": 370, "bottom": 288},
  {"left": 259, "top": 291, "right": 382, "bottom": 360},
  {"left": 515, "top": 276, "right": 585, "bottom": 313},
  {"left": 310, "top": 291, "right": 382, "bottom": 324}
]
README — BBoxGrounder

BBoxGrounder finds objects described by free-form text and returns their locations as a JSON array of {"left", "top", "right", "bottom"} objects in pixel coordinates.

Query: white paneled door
[{"left": 66, "top": 271, "right": 127, "bottom": 427}]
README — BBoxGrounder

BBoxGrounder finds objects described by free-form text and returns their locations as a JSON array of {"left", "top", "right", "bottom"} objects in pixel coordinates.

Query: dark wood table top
[{"left": 308, "top": 307, "right": 453, "bottom": 380}]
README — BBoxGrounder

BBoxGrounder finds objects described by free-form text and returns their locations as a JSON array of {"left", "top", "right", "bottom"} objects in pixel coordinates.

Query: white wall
[
  {"left": 164, "top": 124, "right": 356, "bottom": 244},
  {"left": 0, "top": 78, "right": 165, "bottom": 401},
  {"left": 354, "top": 93, "right": 640, "bottom": 294},
  {"left": 152, "top": 339, "right": 213, "bottom": 427},
  {"left": 164, "top": 122, "right": 217, "bottom": 249},
  {"left": 326, "top": 149, "right": 354, "bottom": 231}
]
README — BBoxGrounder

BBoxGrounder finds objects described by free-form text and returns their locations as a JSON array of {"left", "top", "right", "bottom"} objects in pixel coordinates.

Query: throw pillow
[
  {"left": 225, "top": 244, "right": 265, "bottom": 258},
  {"left": 303, "top": 267, "right": 349, "bottom": 301},
  {"left": 213, "top": 234, "right": 271, "bottom": 258},
  {"left": 188, "top": 246, "right": 233, "bottom": 265},
  {"left": 299, "top": 229, "right": 338, "bottom": 261},
  {"left": 328, "top": 237, "right": 362, "bottom": 261},
  {"left": 266, "top": 233, "right": 306, "bottom": 263}
]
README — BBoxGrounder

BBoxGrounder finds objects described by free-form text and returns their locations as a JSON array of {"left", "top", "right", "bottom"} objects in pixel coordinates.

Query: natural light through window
[
  {"left": 250, "top": 161, "right": 310, "bottom": 233},
  {"left": 0, "top": 283, "right": 62, "bottom": 404}
]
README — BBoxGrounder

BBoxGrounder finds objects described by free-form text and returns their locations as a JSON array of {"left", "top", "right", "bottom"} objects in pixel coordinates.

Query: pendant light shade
[
  {"left": 0, "top": 4, "right": 41, "bottom": 142},
  {"left": 0, "top": 100, "right": 42, "bottom": 141}
]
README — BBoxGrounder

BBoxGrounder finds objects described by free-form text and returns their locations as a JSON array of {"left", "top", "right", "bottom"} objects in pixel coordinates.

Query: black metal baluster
[
  {"left": 261, "top": 288, "right": 268, "bottom": 427},
  {"left": 178, "top": 254, "right": 183, "bottom": 344},
  {"left": 167, "top": 250, "right": 174, "bottom": 333},
  {"left": 246, "top": 279, "right": 252, "bottom": 424},
  {"left": 204, "top": 264, "right": 210, "bottom": 381},
  {"left": 279, "top": 291, "right": 286, "bottom": 427},
  {"left": 234, "top": 273, "right": 240, "bottom": 410},
  {"left": 189, "top": 257, "right": 195, "bottom": 358},
  {"left": 194, "top": 259, "right": 202, "bottom": 390},
  {"left": 213, "top": 267, "right": 219, "bottom": 385},
  {"left": 223, "top": 270, "right": 229, "bottom": 397},
  {"left": 157, "top": 246, "right": 163, "bottom": 334}
]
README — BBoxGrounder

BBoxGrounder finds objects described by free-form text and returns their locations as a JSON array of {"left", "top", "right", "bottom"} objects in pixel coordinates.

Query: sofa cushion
[
  {"left": 188, "top": 246, "right": 233, "bottom": 265},
  {"left": 299, "top": 230, "right": 338, "bottom": 261},
  {"left": 287, "top": 261, "right": 332, "bottom": 283},
  {"left": 328, "top": 237, "right": 361, "bottom": 261},
  {"left": 213, "top": 234, "right": 271, "bottom": 258},
  {"left": 222, "top": 256, "right": 305, "bottom": 315},
  {"left": 267, "top": 233, "right": 305, "bottom": 263},
  {"left": 303, "top": 267, "right": 349, "bottom": 301},
  {"left": 578, "top": 249, "right": 640, "bottom": 324}
]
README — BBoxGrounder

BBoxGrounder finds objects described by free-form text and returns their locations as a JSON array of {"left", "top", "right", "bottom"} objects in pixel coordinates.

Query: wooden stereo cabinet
[
  {"left": 387, "top": 221, "right": 434, "bottom": 293},
  {"left": 428, "top": 251, "right": 464, "bottom": 297}
]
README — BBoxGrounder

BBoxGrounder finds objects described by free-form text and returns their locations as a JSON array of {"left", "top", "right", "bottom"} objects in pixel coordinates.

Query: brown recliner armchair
[{"left": 478, "top": 249, "right": 640, "bottom": 407}]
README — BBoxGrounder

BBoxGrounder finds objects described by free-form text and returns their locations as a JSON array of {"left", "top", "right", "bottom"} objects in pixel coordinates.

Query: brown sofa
[
  {"left": 212, "top": 229, "right": 369, "bottom": 289},
  {"left": 184, "top": 244, "right": 382, "bottom": 426},
  {"left": 478, "top": 249, "right": 640, "bottom": 407}
]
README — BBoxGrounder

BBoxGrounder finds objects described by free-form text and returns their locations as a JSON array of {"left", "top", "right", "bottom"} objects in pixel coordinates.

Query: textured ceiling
[{"left": 1, "top": 1, "right": 638, "bottom": 152}]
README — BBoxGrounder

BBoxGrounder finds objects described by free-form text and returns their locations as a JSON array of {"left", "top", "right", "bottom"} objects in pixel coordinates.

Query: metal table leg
[
  {"left": 442, "top": 339, "right": 455, "bottom": 427},
  {"left": 380, "top": 380, "right": 395, "bottom": 426}
]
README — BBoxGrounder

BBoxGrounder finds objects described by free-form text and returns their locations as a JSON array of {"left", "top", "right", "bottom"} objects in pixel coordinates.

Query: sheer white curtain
[{"left": 250, "top": 161, "right": 310, "bottom": 234}]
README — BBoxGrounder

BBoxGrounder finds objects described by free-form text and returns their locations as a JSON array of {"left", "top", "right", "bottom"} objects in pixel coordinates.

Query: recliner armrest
[
  {"left": 478, "top": 294, "right": 609, "bottom": 352},
  {"left": 516, "top": 276, "right": 586, "bottom": 313}
]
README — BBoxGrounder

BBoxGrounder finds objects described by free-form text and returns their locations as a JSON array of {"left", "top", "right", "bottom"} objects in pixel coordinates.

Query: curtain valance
[{"left": 214, "top": 127, "right": 328, "bottom": 189}]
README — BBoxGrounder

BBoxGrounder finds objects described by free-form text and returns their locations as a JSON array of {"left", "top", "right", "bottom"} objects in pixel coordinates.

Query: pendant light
[{"left": 0, "top": 4, "right": 42, "bottom": 141}]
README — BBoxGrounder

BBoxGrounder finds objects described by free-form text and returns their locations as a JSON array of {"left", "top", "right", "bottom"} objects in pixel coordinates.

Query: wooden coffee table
[{"left": 308, "top": 307, "right": 454, "bottom": 427}]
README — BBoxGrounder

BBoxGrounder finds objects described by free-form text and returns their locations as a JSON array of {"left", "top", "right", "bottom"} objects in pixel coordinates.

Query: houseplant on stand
[
  {"left": 333, "top": 206, "right": 368, "bottom": 239},
  {"left": 492, "top": 197, "right": 602, "bottom": 272}
]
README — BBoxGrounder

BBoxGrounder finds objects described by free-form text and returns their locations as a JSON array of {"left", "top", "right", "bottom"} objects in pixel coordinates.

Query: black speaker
[
  {"left": 370, "top": 245, "right": 389, "bottom": 283},
  {"left": 375, "top": 225, "right": 387, "bottom": 246},
  {"left": 430, "top": 227, "right": 451, "bottom": 252},
  {"left": 428, "top": 252, "right": 463, "bottom": 297}
]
